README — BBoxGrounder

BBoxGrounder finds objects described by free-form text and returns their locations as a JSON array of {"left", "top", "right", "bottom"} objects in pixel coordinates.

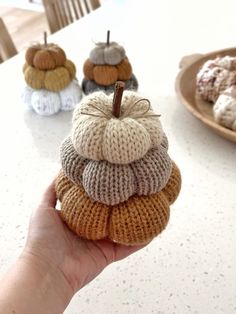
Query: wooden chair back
[
  {"left": 0, "top": 18, "right": 17, "bottom": 63},
  {"left": 42, "top": 0, "right": 100, "bottom": 33}
]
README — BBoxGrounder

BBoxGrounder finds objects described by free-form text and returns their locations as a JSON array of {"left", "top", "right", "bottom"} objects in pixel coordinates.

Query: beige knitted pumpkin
[{"left": 71, "top": 90, "right": 164, "bottom": 164}]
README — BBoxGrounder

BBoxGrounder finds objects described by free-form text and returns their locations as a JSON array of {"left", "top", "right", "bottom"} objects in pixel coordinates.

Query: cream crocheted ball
[
  {"left": 196, "top": 56, "right": 236, "bottom": 103},
  {"left": 213, "top": 86, "right": 236, "bottom": 131},
  {"left": 71, "top": 91, "right": 163, "bottom": 164}
]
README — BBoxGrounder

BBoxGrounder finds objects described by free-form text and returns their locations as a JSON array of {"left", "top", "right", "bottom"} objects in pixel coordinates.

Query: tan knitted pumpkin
[{"left": 71, "top": 90, "right": 163, "bottom": 164}]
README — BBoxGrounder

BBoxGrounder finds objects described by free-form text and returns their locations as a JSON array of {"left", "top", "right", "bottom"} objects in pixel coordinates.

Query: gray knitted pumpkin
[
  {"left": 89, "top": 42, "right": 126, "bottom": 66},
  {"left": 60, "top": 135, "right": 171, "bottom": 205},
  {"left": 82, "top": 74, "right": 138, "bottom": 95}
]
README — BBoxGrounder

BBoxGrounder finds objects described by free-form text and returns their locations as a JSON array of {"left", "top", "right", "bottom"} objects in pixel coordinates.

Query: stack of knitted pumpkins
[
  {"left": 55, "top": 82, "right": 181, "bottom": 245},
  {"left": 82, "top": 31, "right": 138, "bottom": 95},
  {"left": 22, "top": 33, "right": 82, "bottom": 116},
  {"left": 196, "top": 55, "right": 236, "bottom": 131}
]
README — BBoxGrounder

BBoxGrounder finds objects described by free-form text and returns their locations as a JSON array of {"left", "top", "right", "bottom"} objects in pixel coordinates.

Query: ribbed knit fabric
[
  {"left": 82, "top": 74, "right": 138, "bottom": 95},
  {"left": 89, "top": 42, "right": 126, "bottom": 65},
  {"left": 31, "top": 89, "right": 61, "bottom": 116},
  {"left": 23, "top": 59, "right": 76, "bottom": 92},
  {"left": 22, "top": 80, "right": 82, "bottom": 116},
  {"left": 161, "top": 161, "right": 181, "bottom": 205},
  {"left": 60, "top": 136, "right": 172, "bottom": 205},
  {"left": 109, "top": 191, "right": 169, "bottom": 245},
  {"left": 55, "top": 162, "right": 181, "bottom": 245},
  {"left": 213, "top": 87, "right": 236, "bottom": 131},
  {"left": 196, "top": 57, "right": 236, "bottom": 102},
  {"left": 72, "top": 91, "right": 163, "bottom": 164}
]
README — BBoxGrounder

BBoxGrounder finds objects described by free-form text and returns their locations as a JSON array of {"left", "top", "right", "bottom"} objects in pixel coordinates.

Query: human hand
[{"left": 23, "top": 180, "right": 147, "bottom": 300}]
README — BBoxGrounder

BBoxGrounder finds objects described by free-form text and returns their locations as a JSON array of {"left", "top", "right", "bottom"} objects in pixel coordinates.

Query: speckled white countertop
[{"left": 0, "top": 0, "right": 235, "bottom": 313}]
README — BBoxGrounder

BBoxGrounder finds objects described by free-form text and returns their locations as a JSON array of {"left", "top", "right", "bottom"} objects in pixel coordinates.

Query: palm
[{"left": 26, "top": 181, "right": 146, "bottom": 292}]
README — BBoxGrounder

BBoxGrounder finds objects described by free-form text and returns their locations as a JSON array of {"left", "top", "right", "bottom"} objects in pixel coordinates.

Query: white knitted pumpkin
[
  {"left": 22, "top": 80, "right": 82, "bottom": 116},
  {"left": 89, "top": 42, "right": 126, "bottom": 65},
  {"left": 71, "top": 91, "right": 163, "bottom": 164},
  {"left": 213, "top": 86, "right": 236, "bottom": 131}
]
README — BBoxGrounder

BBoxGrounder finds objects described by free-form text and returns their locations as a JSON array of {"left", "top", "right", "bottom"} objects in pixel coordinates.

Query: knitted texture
[
  {"left": 83, "top": 58, "right": 133, "bottom": 86},
  {"left": 22, "top": 80, "right": 82, "bottom": 116},
  {"left": 60, "top": 136, "right": 172, "bottom": 205},
  {"left": 82, "top": 74, "right": 138, "bottom": 95},
  {"left": 89, "top": 42, "right": 126, "bottom": 65},
  {"left": 23, "top": 59, "right": 76, "bottom": 92},
  {"left": 196, "top": 57, "right": 236, "bottom": 102},
  {"left": 55, "top": 162, "right": 181, "bottom": 245},
  {"left": 213, "top": 86, "right": 236, "bottom": 130},
  {"left": 25, "top": 43, "right": 66, "bottom": 70},
  {"left": 71, "top": 91, "right": 163, "bottom": 164}
]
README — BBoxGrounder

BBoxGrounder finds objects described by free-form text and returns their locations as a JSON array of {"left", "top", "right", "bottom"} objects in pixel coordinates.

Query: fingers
[{"left": 38, "top": 179, "right": 57, "bottom": 209}]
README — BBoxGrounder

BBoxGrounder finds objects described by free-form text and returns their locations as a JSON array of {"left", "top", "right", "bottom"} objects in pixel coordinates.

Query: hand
[{"left": 23, "top": 180, "right": 147, "bottom": 298}]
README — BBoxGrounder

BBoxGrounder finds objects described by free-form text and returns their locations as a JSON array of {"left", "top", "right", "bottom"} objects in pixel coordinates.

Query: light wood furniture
[
  {"left": 0, "top": 18, "right": 17, "bottom": 62},
  {"left": 42, "top": 0, "right": 100, "bottom": 33}
]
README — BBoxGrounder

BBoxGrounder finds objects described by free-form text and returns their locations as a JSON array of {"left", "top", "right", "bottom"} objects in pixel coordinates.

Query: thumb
[{"left": 38, "top": 179, "right": 57, "bottom": 210}]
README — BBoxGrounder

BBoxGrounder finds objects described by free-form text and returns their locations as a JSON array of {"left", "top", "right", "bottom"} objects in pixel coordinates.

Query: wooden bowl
[{"left": 175, "top": 47, "right": 236, "bottom": 143}]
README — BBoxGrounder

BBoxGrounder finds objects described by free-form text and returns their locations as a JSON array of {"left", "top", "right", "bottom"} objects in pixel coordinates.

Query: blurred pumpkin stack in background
[
  {"left": 55, "top": 82, "right": 181, "bottom": 245},
  {"left": 82, "top": 31, "right": 138, "bottom": 95},
  {"left": 22, "top": 32, "right": 82, "bottom": 116}
]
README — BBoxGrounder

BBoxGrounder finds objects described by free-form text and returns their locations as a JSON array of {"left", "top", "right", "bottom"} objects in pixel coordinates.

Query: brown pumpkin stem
[
  {"left": 112, "top": 81, "right": 125, "bottom": 118},
  {"left": 107, "top": 30, "right": 110, "bottom": 46},
  {"left": 44, "top": 31, "right": 47, "bottom": 46}
]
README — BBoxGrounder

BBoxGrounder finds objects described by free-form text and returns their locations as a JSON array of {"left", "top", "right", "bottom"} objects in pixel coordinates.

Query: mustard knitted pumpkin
[{"left": 55, "top": 82, "right": 182, "bottom": 245}]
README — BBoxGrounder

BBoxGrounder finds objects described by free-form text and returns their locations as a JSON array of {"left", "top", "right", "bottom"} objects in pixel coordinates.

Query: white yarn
[
  {"left": 213, "top": 87, "right": 236, "bottom": 131},
  {"left": 31, "top": 90, "right": 61, "bottom": 116},
  {"left": 59, "top": 80, "right": 82, "bottom": 111},
  {"left": 22, "top": 79, "right": 82, "bottom": 116},
  {"left": 21, "top": 85, "right": 34, "bottom": 110}
]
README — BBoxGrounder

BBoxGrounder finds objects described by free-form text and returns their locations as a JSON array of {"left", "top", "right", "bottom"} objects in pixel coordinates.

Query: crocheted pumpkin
[
  {"left": 82, "top": 31, "right": 138, "bottom": 94},
  {"left": 60, "top": 135, "right": 171, "bottom": 205},
  {"left": 89, "top": 31, "right": 126, "bottom": 65},
  {"left": 83, "top": 58, "right": 132, "bottom": 86},
  {"left": 23, "top": 59, "right": 76, "bottom": 92},
  {"left": 22, "top": 33, "right": 82, "bottom": 116},
  {"left": 22, "top": 80, "right": 82, "bottom": 116},
  {"left": 25, "top": 43, "right": 66, "bottom": 70},
  {"left": 55, "top": 82, "right": 182, "bottom": 245},
  {"left": 196, "top": 56, "right": 236, "bottom": 102},
  {"left": 71, "top": 91, "right": 163, "bottom": 164},
  {"left": 56, "top": 162, "right": 181, "bottom": 245},
  {"left": 82, "top": 74, "right": 138, "bottom": 95},
  {"left": 213, "top": 86, "right": 236, "bottom": 131}
]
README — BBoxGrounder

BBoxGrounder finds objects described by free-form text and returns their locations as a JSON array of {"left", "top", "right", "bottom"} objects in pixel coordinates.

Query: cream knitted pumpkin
[
  {"left": 71, "top": 91, "right": 163, "bottom": 164},
  {"left": 213, "top": 86, "right": 236, "bottom": 131}
]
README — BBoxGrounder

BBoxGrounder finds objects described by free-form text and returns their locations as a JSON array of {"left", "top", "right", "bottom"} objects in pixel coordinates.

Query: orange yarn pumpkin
[
  {"left": 83, "top": 58, "right": 133, "bottom": 86},
  {"left": 25, "top": 43, "right": 66, "bottom": 70},
  {"left": 55, "top": 162, "right": 181, "bottom": 245}
]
